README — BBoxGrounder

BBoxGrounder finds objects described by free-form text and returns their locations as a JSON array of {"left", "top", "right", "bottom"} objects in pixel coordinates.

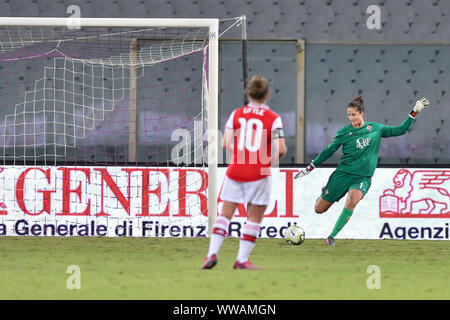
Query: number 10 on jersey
[{"left": 237, "top": 118, "right": 264, "bottom": 152}]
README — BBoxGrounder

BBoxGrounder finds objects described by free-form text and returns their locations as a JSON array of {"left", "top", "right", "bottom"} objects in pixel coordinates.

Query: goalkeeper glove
[
  {"left": 294, "top": 163, "right": 315, "bottom": 179},
  {"left": 410, "top": 97, "right": 430, "bottom": 117}
]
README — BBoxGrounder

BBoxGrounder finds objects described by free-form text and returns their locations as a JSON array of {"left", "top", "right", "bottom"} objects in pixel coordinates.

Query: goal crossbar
[{"left": 0, "top": 17, "right": 219, "bottom": 29}]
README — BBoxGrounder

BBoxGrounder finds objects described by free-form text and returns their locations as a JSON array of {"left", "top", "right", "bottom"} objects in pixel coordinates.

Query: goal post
[{"left": 0, "top": 17, "right": 220, "bottom": 236}]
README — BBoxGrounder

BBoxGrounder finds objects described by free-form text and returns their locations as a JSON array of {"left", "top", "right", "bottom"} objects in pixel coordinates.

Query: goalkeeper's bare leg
[{"left": 314, "top": 197, "right": 333, "bottom": 214}]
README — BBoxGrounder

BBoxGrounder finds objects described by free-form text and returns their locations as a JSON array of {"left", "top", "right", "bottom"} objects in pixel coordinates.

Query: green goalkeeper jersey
[{"left": 312, "top": 115, "right": 415, "bottom": 177}]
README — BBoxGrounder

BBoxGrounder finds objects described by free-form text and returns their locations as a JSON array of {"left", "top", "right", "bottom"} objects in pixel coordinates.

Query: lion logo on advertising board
[{"left": 379, "top": 169, "right": 450, "bottom": 218}]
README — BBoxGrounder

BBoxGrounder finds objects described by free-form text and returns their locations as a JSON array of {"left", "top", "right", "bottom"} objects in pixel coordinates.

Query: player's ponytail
[
  {"left": 246, "top": 76, "right": 269, "bottom": 102},
  {"left": 348, "top": 96, "right": 365, "bottom": 118}
]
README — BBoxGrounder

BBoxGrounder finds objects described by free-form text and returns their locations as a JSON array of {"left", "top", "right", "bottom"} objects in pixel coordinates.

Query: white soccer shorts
[{"left": 220, "top": 175, "right": 272, "bottom": 206}]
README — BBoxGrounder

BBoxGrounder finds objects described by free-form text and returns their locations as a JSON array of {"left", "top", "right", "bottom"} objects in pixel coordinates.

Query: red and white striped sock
[
  {"left": 236, "top": 221, "right": 261, "bottom": 263},
  {"left": 207, "top": 215, "right": 230, "bottom": 257}
]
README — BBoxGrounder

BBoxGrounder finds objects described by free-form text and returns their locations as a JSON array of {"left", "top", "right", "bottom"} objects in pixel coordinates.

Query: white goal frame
[{"left": 0, "top": 17, "right": 219, "bottom": 236}]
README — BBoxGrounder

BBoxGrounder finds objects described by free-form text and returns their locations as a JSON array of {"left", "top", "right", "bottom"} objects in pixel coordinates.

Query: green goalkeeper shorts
[{"left": 321, "top": 169, "right": 372, "bottom": 203}]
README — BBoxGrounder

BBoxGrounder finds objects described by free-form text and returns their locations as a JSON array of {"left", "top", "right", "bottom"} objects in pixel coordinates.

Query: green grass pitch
[{"left": 0, "top": 237, "right": 448, "bottom": 300}]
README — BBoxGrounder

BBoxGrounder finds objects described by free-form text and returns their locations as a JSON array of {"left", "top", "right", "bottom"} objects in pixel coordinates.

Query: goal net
[{"left": 0, "top": 17, "right": 227, "bottom": 237}]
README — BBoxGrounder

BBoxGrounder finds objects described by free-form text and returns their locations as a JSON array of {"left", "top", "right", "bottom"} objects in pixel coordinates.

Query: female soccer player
[
  {"left": 294, "top": 96, "right": 430, "bottom": 246},
  {"left": 201, "top": 76, "right": 287, "bottom": 269}
]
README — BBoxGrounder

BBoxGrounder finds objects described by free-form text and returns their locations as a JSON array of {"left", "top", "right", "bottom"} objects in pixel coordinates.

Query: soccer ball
[{"left": 284, "top": 225, "right": 305, "bottom": 245}]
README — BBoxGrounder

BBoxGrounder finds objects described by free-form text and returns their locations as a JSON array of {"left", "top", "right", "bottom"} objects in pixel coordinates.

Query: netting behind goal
[{"left": 0, "top": 19, "right": 220, "bottom": 237}]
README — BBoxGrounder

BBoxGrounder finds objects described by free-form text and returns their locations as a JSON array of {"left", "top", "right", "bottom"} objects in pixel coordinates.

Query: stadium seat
[
  {"left": 306, "top": 46, "right": 331, "bottom": 90},
  {"left": 330, "top": 1, "right": 361, "bottom": 40},
  {"left": 118, "top": 0, "right": 149, "bottom": 18},
  {"left": 305, "top": 0, "right": 335, "bottom": 24},
  {"left": 249, "top": 11, "right": 279, "bottom": 37},
  {"left": 38, "top": 0, "right": 67, "bottom": 17},
  {"left": 409, "top": 24, "right": 440, "bottom": 42},
  {"left": 10, "top": 0, "right": 39, "bottom": 17},
  {"left": 410, "top": 70, "right": 440, "bottom": 94},
  {"left": 326, "top": 46, "right": 355, "bottom": 68},
  {"left": 384, "top": 0, "right": 415, "bottom": 22},
  {"left": 437, "top": 70, "right": 450, "bottom": 98},
  {"left": 383, "top": 85, "right": 415, "bottom": 109},
  {"left": 254, "top": 0, "right": 282, "bottom": 35},
  {"left": 328, "top": 62, "right": 357, "bottom": 94},
  {"left": 224, "top": 0, "right": 254, "bottom": 19},
  {"left": 253, "top": 0, "right": 279, "bottom": 14},
  {"left": 220, "top": 42, "right": 244, "bottom": 113},
  {"left": 409, "top": 46, "right": 440, "bottom": 71},
  {"left": 328, "top": 87, "right": 360, "bottom": 112},
  {"left": 383, "top": 14, "right": 411, "bottom": 41},
  {"left": 355, "top": 82, "right": 386, "bottom": 114},
  {"left": 277, "top": 0, "right": 308, "bottom": 36},
  {"left": 144, "top": 0, "right": 174, "bottom": 18},
  {"left": 92, "top": 0, "right": 121, "bottom": 18},
  {"left": 0, "top": 1, "right": 12, "bottom": 16},
  {"left": 436, "top": 98, "right": 449, "bottom": 119},
  {"left": 357, "top": 0, "right": 385, "bottom": 13},
  {"left": 381, "top": 49, "right": 412, "bottom": 85},
  {"left": 1, "top": 66, "right": 18, "bottom": 85},
  {"left": 411, "top": 1, "right": 442, "bottom": 23},
  {"left": 302, "top": 22, "right": 332, "bottom": 41},
  {"left": 247, "top": 42, "right": 276, "bottom": 69},
  {"left": 278, "top": 0, "right": 308, "bottom": 29},
  {"left": 381, "top": 46, "right": 410, "bottom": 68},
  {"left": 220, "top": 40, "right": 242, "bottom": 61},
  {"left": 307, "top": 87, "right": 329, "bottom": 108},
  {"left": 221, "top": 65, "right": 242, "bottom": 90},
  {"left": 271, "top": 51, "right": 296, "bottom": 94},
  {"left": 328, "top": 22, "right": 359, "bottom": 42},
  {"left": 271, "top": 40, "right": 297, "bottom": 59},
  {"left": 172, "top": 0, "right": 200, "bottom": 17},
  {"left": 306, "top": 59, "right": 329, "bottom": 86},
  {"left": 409, "top": 2, "right": 441, "bottom": 41},
  {"left": 275, "top": 13, "right": 302, "bottom": 37},
  {"left": 439, "top": 0, "right": 450, "bottom": 16},
  {"left": 435, "top": 18, "right": 450, "bottom": 41},
  {"left": 197, "top": 0, "right": 228, "bottom": 18},
  {"left": 354, "top": 67, "right": 382, "bottom": 89},
  {"left": 352, "top": 45, "right": 381, "bottom": 71},
  {"left": 383, "top": 70, "right": 412, "bottom": 91},
  {"left": 302, "top": 0, "right": 335, "bottom": 40},
  {"left": 332, "top": 0, "right": 360, "bottom": 16}
]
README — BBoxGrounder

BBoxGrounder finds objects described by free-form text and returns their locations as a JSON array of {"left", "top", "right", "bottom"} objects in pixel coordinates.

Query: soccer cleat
[
  {"left": 201, "top": 254, "right": 217, "bottom": 269},
  {"left": 233, "top": 260, "right": 261, "bottom": 270},
  {"left": 325, "top": 236, "right": 335, "bottom": 247}
]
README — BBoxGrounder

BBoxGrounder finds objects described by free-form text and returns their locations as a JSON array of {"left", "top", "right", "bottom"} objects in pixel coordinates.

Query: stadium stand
[
  {"left": 0, "top": 0, "right": 448, "bottom": 41},
  {"left": 38, "top": 0, "right": 68, "bottom": 17}
]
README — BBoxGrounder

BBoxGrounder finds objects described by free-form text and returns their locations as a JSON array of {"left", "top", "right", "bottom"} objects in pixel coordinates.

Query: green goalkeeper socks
[{"left": 329, "top": 208, "right": 353, "bottom": 239}]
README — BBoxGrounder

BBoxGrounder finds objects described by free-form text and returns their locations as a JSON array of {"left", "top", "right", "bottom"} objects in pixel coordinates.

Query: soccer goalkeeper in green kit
[{"left": 294, "top": 96, "right": 430, "bottom": 246}]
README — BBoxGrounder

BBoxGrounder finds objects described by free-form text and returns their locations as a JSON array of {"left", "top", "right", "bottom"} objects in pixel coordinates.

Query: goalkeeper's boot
[
  {"left": 325, "top": 236, "right": 335, "bottom": 247},
  {"left": 233, "top": 260, "right": 261, "bottom": 270},
  {"left": 201, "top": 254, "right": 217, "bottom": 269}
]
